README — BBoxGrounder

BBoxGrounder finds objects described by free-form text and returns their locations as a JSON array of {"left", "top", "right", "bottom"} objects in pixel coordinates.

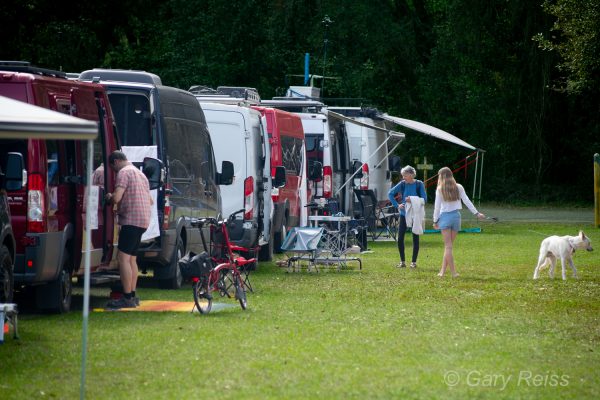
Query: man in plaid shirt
[{"left": 105, "top": 151, "right": 153, "bottom": 309}]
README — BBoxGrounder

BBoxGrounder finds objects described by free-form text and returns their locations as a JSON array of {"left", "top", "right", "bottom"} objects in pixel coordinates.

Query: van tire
[
  {"left": 258, "top": 223, "right": 274, "bottom": 261},
  {"left": 159, "top": 236, "right": 184, "bottom": 289},
  {"left": 37, "top": 251, "right": 72, "bottom": 313},
  {"left": 0, "top": 245, "right": 14, "bottom": 303},
  {"left": 273, "top": 218, "right": 287, "bottom": 254}
]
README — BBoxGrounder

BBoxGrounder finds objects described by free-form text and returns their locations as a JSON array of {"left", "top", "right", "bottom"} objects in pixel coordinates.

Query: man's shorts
[
  {"left": 118, "top": 225, "right": 147, "bottom": 256},
  {"left": 438, "top": 210, "right": 461, "bottom": 231}
]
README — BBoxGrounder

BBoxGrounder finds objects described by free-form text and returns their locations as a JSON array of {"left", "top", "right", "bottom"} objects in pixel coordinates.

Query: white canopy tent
[{"left": 0, "top": 95, "right": 98, "bottom": 399}]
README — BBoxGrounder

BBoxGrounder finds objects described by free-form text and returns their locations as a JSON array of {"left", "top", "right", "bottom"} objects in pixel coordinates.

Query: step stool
[{"left": 0, "top": 303, "right": 19, "bottom": 343}]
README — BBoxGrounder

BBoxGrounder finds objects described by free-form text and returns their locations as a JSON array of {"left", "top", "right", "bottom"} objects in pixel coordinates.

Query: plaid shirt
[{"left": 116, "top": 163, "right": 152, "bottom": 228}]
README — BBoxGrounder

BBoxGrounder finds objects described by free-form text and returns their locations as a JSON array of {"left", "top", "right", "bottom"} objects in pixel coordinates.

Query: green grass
[{"left": 1, "top": 222, "right": 599, "bottom": 399}]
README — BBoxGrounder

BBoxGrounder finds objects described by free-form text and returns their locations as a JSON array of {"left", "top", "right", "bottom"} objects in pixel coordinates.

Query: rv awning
[
  {"left": 0, "top": 95, "right": 98, "bottom": 140},
  {"left": 380, "top": 114, "right": 476, "bottom": 150},
  {"left": 326, "top": 110, "right": 405, "bottom": 138}
]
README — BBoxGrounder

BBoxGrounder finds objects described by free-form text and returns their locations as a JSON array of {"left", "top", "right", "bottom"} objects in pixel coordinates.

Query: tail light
[
  {"left": 163, "top": 183, "right": 172, "bottom": 230},
  {"left": 244, "top": 176, "right": 254, "bottom": 220},
  {"left": 323, "top": 166, "right": 332, "bottom": 198},
  {"left": 360, "top": 163, "right": 369, "bottom": 190},
  {"left": 27, "top": 173, "right": 45, "bottom": 233}
]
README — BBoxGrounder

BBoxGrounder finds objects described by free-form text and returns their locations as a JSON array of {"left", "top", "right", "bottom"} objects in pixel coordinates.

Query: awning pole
[
  {"left": 80, "top": 139, "right": 93, "bottom": 400},
  {"left": 478, "top": 151, "right": 485, "bottom": 203},
  {"left": 472, "top": 150, "right": 479, "bottom": 202}
]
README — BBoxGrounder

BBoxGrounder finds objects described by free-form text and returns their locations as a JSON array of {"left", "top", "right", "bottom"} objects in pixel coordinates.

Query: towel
[{"left": 406, "top": 196, "right": 425, "bottom": 235}]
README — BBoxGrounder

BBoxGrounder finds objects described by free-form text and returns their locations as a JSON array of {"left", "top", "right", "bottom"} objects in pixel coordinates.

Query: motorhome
[
  {"left": 0, "top": 61, "right": 120, "bottom": 312},
  {"left": 79, "top": 69, "right": 233, "bottom": 289},
  {"left": 327, "top": 107, "right": 398, "bottom": 205}
]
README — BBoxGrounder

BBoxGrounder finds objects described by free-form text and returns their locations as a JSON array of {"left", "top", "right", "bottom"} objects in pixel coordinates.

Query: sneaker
[
  {"left": 106, "top": 297, "right": 136, "bottom": 309},
  {"left": 410, "top": 262, "right": 417, "bottom": 269},
  {"left": 133, "top": 297, "right": 140, "bottom": 307},
  {"left": 396, "top": 262, "right": 407, "bottom": 268}
]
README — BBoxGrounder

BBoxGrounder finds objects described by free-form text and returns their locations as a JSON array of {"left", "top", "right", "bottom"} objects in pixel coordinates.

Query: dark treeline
[{"left": 1, "top": 0, "right": 598, "bottom": 204}]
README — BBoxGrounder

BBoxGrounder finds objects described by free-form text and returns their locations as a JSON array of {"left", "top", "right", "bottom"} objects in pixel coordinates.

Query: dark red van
[
  {"left": 0, "top": 61, "right": 119, "bottom": 312},
  {"left": 251, "top": 106, "right": 305, "bottom": 252}
]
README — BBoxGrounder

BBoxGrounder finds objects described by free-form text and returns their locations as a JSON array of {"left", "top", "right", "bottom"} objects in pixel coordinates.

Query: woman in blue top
[{"left": 387, "top": 165, "right": 427, "bottom": 268}]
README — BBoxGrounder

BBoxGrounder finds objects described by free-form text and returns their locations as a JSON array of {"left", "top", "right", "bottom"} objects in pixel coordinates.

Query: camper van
[
  {"left": 79, "top": 69, "right": 233, "bottom": 289},
  {"left": 261, "top": 98, "right": 353, "bottom": 215},
  {"left": 327, "top": 107, "right": 394, "bottom": 205},
  {"left": 0, "top": 62, "right": 120, "bottom": 312},
  {"left": 251, "top": 106, "right": 306, "bottom": 253},
  {"left": 198, "top": 100, "right": 275, "bottom": 260}
]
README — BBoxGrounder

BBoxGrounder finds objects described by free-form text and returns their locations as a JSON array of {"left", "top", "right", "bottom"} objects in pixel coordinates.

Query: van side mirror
[
  {"left": 388, "top": 156, "right": 401, "bottom": 173},
  {"left": 218, "top": 160, "right": 234, "bottom": 185},
  {"left": 3, "top": 152, "right": 25, "bottom": 191},
  {"left": 308, "top": 161, "right": 323, "bottom": 181},
  {"left": 142, "top": 157, "right": 163, "bottom": 190},
  {"left": 352, "top": 160, "right": 363, "bottom": 179},
  {"left": 273, "top": 166, "right": 286, "bottom": 188}
]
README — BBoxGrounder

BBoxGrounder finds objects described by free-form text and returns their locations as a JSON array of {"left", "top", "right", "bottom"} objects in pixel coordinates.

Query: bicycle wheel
[
  {"left": 233, "top": 271, "right": 247, "bottom": 310},
  {"left": 192, "top": 276, "right": 212, "bottom": 314}
]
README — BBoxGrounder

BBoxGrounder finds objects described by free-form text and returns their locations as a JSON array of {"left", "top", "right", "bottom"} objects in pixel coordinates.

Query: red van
[
  {"left": 251, "top": 106, "right": 305, "bottom": 252},
  {"left": 0, "top": 61, "right": 119, "bottom": 312}
]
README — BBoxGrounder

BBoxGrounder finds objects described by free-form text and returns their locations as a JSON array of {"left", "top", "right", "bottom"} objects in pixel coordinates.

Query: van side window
[
  {"left": 47, "top": 140, "right": 60, "bottom": 186},
  {"left": 108, "top": 93, "right": 153, "bottom": 146},
  {"left": 281, "top": 136, "right": 303, "bottom": 175}
]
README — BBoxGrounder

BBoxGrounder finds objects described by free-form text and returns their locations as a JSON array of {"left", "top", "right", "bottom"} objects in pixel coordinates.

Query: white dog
[{"left": 533, "top": 231, "right": 593, "bottom": 280}]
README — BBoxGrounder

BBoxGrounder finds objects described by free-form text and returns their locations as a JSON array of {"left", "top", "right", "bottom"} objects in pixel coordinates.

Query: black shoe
[{"left": 106, "top": 297, "right": 136, "bottom": 309}]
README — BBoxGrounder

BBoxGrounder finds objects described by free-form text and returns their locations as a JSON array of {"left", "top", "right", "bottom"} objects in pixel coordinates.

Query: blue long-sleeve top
[{"left": 388, "top": 180, "right": 427, "bottom": 216}]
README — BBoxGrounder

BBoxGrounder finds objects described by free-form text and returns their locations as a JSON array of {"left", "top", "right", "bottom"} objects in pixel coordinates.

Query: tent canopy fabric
[
  {"left": 380, "top": 114, "right": 477, "bottom": 150},
  {"left": 0, "top": 95, "right": 98, "bottom": 140}
]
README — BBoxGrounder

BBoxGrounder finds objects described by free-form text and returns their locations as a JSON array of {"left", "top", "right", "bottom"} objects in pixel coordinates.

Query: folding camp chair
[
  {"left": 353, "top": 189, "right": 399, "bottom": 241},
  {"left": 280, "top": 227, "right": 325, "bottom": 272}
]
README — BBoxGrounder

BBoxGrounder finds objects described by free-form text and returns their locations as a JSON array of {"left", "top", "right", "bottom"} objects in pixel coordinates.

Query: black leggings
[{"left": 398, "top": 216, "right": 420, "bottom": 262}]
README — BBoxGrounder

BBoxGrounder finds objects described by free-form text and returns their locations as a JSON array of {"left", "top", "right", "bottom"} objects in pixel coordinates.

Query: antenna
[{"left": 321, "top": 15, "right": 333, "bottom": 95}]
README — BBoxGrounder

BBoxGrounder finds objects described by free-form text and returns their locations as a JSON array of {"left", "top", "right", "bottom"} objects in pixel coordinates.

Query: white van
[
  {"left": 198, "top": 102, "right": 273, "bottom": 260},
  {"left": 261, "top": 98, "right": 353, "bottom": 215},
  {"left": 328, "top": 107, "right": 393, "bottom": 205}
]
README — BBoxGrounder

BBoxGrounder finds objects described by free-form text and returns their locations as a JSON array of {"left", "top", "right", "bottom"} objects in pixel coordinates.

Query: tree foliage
[{"left": 0, "top": 0, "right": 598, "bottom": 204}]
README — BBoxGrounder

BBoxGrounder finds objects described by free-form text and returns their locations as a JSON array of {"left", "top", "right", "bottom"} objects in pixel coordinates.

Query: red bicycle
[{"left": 189, "top": 210, "right": 255, "bottom": 314}]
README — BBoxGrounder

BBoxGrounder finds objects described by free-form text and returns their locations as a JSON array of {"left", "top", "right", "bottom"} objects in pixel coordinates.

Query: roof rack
[
  {"left": 0, "top": 61, "right": 67, "bottom": 79},
  {"left": 190, "top": 85, "right": 261, "bottom": 105},
  {"left": 78, "top": 69, "right": 163, "bottom": 85}
]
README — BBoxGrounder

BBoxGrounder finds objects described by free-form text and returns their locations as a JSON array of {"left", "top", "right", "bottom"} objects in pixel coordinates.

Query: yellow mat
[{"left": 93, "top": 300, "right": 236, "bottom": 312}]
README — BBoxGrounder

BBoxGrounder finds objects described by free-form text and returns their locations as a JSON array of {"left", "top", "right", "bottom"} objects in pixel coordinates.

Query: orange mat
[{"left": 93, "top": 300, "right": 236, "bottom": 313}]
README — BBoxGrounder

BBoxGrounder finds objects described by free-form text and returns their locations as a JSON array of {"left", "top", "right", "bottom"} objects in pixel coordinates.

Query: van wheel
[
  {"left": 258, "top": 222, "right": 274, "bottom": 261},
  {"left": 0, "top": 245, "right": 14, "bottom": 303},
  {"left": 159, "top": 236, "right": 184, "bottom": 289},
  {"left": 273, "top": 219, "right": 287, "bottom": 254},
  {"left": 37, "top": 251, "right": 72, "bottom": 313}
]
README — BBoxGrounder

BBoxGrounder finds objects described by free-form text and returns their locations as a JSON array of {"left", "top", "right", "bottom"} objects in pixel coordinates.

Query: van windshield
[{"left": 108, "top": 93, "right": 153, "bottom": 146}]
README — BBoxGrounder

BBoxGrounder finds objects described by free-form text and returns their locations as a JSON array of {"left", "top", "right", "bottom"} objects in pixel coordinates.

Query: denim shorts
[{"left": 437, "top": 210, "right": 461, "bottom": 231}]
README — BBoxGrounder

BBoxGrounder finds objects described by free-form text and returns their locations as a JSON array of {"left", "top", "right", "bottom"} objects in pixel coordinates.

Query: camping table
[{"left": 308, "top": 215, "right": 362, "bottom": 270}]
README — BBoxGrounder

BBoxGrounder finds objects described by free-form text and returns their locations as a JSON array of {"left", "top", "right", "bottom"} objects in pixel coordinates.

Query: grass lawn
[{"left": 1, "top": 221, "right": 599, "bottom": 399}]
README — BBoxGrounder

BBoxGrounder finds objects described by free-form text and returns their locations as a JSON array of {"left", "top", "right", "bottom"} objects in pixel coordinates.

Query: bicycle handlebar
[{"left": 191, "top": 209, "right": 245, "bottom": 228}]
